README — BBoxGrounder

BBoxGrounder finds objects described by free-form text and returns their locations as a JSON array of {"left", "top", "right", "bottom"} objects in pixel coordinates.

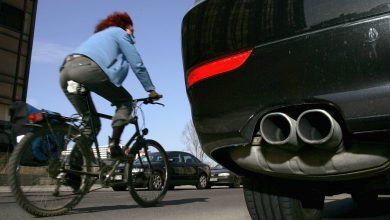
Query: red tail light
[
  {"left": 28, "top": 112, "right": 44, "bottom": 123},
  {"left": 187, "top": 49, "right": 253, "bottom": 88}
]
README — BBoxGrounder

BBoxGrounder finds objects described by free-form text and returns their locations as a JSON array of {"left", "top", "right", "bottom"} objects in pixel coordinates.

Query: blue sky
[{"left": 28, "top": 0, "right": 195, "bottom": 151}]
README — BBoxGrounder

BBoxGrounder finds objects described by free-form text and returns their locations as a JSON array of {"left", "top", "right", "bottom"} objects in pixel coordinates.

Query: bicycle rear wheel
[
  {"left": 128, "top": 139, "right": 170, "bottom": 206},
  {"left": 7, "top": 124, "right": 93, "bottom": 217}
]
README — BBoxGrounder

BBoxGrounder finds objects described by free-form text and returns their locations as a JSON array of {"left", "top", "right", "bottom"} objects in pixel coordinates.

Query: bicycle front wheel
[
  {"left": 7, "top": 124, "right": 93, "bottom": 217},
  {"left": 128, "top": 139, "right": 170, "bottom": 207}
]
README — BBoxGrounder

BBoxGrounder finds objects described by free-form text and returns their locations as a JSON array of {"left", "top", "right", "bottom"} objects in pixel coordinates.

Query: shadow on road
[
  {"left": 75, "top": 204, "right": 138, "bottom": 214},
  {"left": 71, "top": 197, "right": 208, "bottom": 215},
  {"left": 171, "top": 186, "right": 242, "bottom": 191},
  {"left": 161, "top": 197, "right": 208, "bottom": 206},
  {"left": 324, "top": 197, "right": 390, "bottom": 219}
]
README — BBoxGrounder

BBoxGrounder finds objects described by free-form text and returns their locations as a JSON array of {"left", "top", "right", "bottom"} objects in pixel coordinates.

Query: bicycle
[{"left": 7, "top": 94, "right": 170, "bottom": 217}]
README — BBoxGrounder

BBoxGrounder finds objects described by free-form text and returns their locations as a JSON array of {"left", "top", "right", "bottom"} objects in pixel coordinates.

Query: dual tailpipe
[{"left": 259, "top": 109, "right": 342, "bottom": 151}]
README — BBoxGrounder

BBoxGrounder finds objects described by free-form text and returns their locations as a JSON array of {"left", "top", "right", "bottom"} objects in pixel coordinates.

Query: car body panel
[
  {"left": 182, "top": 0, "right": 390, "bottom": 179},
  {"left": 190, "top": 14, "right": 390, "bottom": 155},
  {"left": 182, "top": 0, "right": 390, "bottom": 73}
]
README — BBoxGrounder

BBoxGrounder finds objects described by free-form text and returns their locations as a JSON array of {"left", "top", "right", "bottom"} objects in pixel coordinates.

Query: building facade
[
  {"left": 0, "top": 0, "right": 36, "bottom": 120},
  {"left": 0, "top": 0, "right": 37, "bottom": 173}
]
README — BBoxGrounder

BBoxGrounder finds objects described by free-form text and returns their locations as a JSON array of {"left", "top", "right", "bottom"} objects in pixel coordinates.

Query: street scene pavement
[{"left": 1, "top": 185, "right": 390, "bottom": 220}]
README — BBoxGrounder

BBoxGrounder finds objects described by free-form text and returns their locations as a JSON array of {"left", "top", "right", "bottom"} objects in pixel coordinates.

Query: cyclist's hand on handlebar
[{"left": 148, "top": 90, "right": 162, "bottom": 100}]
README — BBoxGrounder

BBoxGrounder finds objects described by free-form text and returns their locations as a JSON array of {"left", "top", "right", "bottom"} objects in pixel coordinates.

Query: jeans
[{"left": 59, "top": 56, "right": 133, "bottom": 138}]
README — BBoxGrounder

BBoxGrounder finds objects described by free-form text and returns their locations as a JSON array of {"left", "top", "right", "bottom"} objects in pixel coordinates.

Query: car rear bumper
[
  {"left": 209, "top": 175, "right": 236, "bottom": 185},
  {"left": 186, "top": 14, "right": 390, "bottom": 180},
  {"left": 191, "top": 14, "right": 390, "bottom": 146}
]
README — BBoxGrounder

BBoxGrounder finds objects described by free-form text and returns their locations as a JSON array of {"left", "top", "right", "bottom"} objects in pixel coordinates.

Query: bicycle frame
[
  {"left": 8, "top": 93, "right": 168, "bottom": 216},
  {"left": 70, "top": 93, "right": 161, "bottom": 185},
  {"left": 83, "top": 94, "right": 146, "bottom": 160},
  {"left": 25, "top": 92, "right": 162, "bottom": 187}
]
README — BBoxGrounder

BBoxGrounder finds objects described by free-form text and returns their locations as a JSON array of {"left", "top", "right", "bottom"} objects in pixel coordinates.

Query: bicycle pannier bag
[{"left": 10, "top": 102, "right": 65, "bottom": 166}]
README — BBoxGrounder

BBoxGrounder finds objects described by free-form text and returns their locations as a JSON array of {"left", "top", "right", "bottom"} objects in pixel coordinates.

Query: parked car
[
  {"left": 182, "top": 1, "right": 390, "bottom": 219},
  {"left": 111, "top": 151, "right": 210, "bottom": 191},
  {"left": 167, "top": 151, "right": 210, "bottom": 189},
  {"left": 209, "top": 164, "right": 241, "bottom": 188}
]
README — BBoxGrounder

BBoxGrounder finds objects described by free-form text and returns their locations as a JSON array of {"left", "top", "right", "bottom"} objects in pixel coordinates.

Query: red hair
[{"left": 94, "top": 12, "right": 133, "bottom": 33}]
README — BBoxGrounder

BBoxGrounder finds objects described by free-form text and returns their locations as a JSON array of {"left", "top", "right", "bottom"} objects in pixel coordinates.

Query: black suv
[
  {"left": 182, "top": 0, "right": 390, "bottom": 219},
  {"left": 111, "top": 151, "right": 210, "bottom": 191}
]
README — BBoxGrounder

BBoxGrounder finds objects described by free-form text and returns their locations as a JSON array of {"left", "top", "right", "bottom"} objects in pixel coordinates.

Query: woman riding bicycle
[{"left": 59, "top": 12, "right": 161, "bottom": 190}]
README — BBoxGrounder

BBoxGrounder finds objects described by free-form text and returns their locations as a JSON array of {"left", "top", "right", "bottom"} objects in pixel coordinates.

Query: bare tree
[{"left": 182, "top": 120, "right": 205, "bottom": 162}]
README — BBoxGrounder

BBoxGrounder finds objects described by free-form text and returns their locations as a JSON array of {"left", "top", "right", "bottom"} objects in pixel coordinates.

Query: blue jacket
[{"left": 74, "top": 26, "right": 155, "bottom": 91}]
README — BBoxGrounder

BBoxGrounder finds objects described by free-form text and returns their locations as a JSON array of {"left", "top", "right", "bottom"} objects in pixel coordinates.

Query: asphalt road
[{"left": 1, "top": 186, "right": 390, "bottom": 220}]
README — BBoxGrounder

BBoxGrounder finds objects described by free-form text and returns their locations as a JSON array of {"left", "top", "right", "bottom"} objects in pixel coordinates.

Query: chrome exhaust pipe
[
  {"left": 296, "top": 109, "right": 342, "bottom": 151},
  {"left": 259, "top": 112, "right": 301, "bottom": 151}
]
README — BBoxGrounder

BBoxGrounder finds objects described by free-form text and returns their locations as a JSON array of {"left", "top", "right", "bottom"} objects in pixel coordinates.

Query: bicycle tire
[
  {"left": 128, "top": 139, "right": 170, "bottom": 207},
  {"left": 8, "top": 124, "right": 93, "bottom": 217}
]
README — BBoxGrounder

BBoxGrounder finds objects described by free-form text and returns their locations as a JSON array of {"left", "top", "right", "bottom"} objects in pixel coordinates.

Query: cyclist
[{"left": 59, "top": 12, "right": 161, "bottom": 190}]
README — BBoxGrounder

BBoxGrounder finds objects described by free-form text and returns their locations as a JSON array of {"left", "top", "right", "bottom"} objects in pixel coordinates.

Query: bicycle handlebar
[{"left": 134, "top": 95, "right": 164, "bottom": 106}]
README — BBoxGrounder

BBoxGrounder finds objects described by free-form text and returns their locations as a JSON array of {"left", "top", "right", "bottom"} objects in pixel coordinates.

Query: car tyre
[
  {"left": 243, "top": 177, "right": 324, "bottom": 220},
  {"left": 230, "top": 177, "right": 241, "bottom": 188},
  {"left": 196, "top": 174, "right": 208, "bottom": 189}
]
